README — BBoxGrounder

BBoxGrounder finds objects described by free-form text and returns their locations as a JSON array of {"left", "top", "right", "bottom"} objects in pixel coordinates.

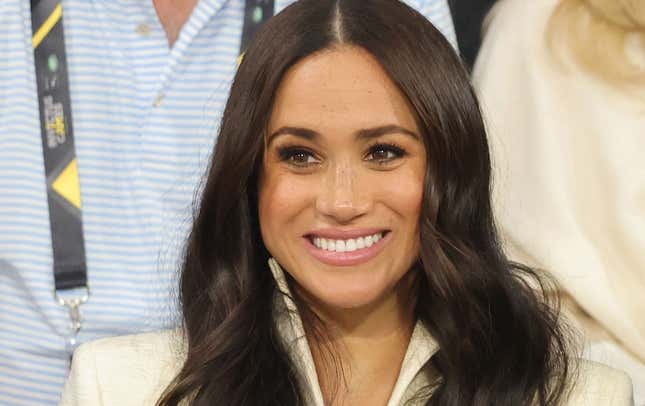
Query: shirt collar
[{"left": 268, "top": 258, "right": 440, "bottom": 406}]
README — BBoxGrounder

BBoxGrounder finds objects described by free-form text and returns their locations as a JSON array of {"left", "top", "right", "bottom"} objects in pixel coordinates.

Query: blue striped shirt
[{"left": 0, "top": 0, "right": 456, "bottom": 404}]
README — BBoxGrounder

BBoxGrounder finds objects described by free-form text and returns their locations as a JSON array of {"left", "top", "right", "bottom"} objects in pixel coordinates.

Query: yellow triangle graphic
[{"left": 52, "top": 158, "right": 82, "bottom": 209}]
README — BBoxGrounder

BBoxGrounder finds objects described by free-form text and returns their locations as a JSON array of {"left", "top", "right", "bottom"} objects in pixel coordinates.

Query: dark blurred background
[{"left": 449, "top": 0, "right": 497, "bottom": 69}]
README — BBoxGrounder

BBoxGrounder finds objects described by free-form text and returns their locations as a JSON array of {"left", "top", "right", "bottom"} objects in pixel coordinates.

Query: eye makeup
[
  {"left": 364, "top": 142, "right": 407, "bottom": 164},
  {"left": 276, "top": 145, "right": 321, "bottom": 168},
  {"left": 273, "top": 139, "right": 410, "bottom": 170}
]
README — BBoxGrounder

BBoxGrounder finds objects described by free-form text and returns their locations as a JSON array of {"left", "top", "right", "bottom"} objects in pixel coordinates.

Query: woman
[
  {"left": 60, "top": 0, "right": 632, "bottom": 405},
  {"left": 473, "top": 0, "right": 644, "bottom": 403}
]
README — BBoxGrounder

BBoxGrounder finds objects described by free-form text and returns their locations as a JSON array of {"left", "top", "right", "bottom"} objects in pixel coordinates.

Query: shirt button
[
  {"left": 153, "top": 93, "right": 165, "bottom": 107},
  {"left": 135, "top": 23, "right": 151, "bottom": 36}
]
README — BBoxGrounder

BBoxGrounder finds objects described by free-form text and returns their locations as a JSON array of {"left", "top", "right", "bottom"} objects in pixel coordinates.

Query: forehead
[{"left": 268, "top": 46, "right": 419, "bottom": 136}]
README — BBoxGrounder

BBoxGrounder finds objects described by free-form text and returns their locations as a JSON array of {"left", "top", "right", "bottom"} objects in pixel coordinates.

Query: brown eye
[
  {"left": 370, "top": 148, "right": 394, "bottom": 161},
  {"left": 277, "top": 147, "right": 320, "bottom": 167},
  {"left": 290, "top": 151, "right": 314, "bottom": 164},
  {"left": 365, "top": 143, "right": 406, "bottom": 163}
]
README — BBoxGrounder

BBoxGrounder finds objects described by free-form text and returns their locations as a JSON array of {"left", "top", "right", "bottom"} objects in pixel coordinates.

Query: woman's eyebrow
[
  {"left": 267, "top": 127, "right": 319, "bottom": 146},
  {"left": 266, "top": 124, "right": 419, "bottom": 146},
  {"left": 356, "top": 125, "right": 419, "bottom": 140}
]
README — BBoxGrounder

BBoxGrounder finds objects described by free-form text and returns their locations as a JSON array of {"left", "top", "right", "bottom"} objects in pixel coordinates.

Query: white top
[
  {"left": 60, "top": 259, "right": 634, "bottom": 405},
  {"left": 472, "top": 0, "right": 645, "bottom": 404},
  {"left": 0, "top": 0, "right": 456, "bottom": 403}
]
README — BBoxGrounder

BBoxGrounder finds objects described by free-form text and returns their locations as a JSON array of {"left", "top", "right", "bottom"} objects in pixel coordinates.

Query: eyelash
[
  {"left": 365, "top": 142, "right": 407, "bottom": 163},
  {"left": 276, "top": 142, "right": 407, "bottom": 168},
  {"left": 277, "top": 147, "right": 320, "bottom": 167}
]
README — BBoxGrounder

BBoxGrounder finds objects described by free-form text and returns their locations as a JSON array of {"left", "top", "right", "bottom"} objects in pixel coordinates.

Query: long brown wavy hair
[{"left": 157, "top": 0, "right": 574, "bottom": 404}]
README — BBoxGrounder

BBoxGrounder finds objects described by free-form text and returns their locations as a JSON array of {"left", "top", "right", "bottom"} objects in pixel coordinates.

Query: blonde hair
[{"left": 548, "top": 0, "right": 645, "bottom": 85}]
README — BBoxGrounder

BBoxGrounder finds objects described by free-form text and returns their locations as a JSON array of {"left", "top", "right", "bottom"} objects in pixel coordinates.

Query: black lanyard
[
  {"left": 31, "top": 0, "right": 89, "bottom": 352},
  {"left": 31, "top": 0, "right": 86, "bottom": 293}
]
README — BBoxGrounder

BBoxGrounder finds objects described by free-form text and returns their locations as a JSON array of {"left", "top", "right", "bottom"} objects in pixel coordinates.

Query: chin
[{"left": 303, "top": 269, "right": 395, "bottom": 311}]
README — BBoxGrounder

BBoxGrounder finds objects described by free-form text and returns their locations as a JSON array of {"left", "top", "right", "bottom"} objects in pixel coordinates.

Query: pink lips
[{"left": 303, "top": 229, "right": 391, "bottom": 267}]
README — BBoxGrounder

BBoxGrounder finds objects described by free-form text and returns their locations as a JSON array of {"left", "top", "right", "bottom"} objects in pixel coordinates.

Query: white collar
[{"left": 268, "top": 258, "right": 439, "bottom": 405}]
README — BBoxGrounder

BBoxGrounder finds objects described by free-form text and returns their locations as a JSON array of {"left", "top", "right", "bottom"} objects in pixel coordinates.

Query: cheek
[
  {"left": 373, "top": 165, "right": 425, "bottom": 223},
  {"left": 258, "top": 170, "right": 313, "bottom": 244}
]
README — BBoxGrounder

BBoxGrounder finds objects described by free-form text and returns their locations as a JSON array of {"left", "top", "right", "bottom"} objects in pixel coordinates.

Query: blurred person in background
[
  {"left": 0, "top": 0, "right": 455, "bottom": 404},
  {"left": 473, "top": 0, "right": 645, "bottom": 403}
]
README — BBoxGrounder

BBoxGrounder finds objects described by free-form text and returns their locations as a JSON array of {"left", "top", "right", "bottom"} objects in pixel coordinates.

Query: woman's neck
[{"left": 303, "top": 273, "right": 418, "bottom": 405}]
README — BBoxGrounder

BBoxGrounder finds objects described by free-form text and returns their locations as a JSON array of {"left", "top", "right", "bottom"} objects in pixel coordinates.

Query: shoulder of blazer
[
  {"left": 565, "top": 359, "right": 634, "bottom": 406},
  {"left": 88, "top": 328, "right": 185, "bottom": 373},
  {"left": 61, "top": 329, "right": 186, "bottom": 406}
]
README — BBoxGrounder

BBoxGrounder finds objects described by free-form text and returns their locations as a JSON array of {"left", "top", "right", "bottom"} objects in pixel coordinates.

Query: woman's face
[{"left": 259, "top": 46, "right": 426, "bottom": 313}]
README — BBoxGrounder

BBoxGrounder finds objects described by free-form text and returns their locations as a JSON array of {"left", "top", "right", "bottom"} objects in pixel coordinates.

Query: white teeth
[{"left": 311, "top": 232, "right": 384, "bottom": 253}]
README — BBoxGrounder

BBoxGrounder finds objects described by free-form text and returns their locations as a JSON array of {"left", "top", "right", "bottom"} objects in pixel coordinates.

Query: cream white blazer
[{"left": 60, "top": 259, "right": 634, "bottom": 405}]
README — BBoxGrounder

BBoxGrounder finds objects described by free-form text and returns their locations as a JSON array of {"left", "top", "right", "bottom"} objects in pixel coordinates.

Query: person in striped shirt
[{"left": 0, "top": 0, "right": 456, "bottom": 404}]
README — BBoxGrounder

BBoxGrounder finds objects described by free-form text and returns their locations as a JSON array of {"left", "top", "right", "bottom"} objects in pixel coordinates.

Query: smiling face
[{"left": 258, "top": 46, "right": 427, "bottom": 314}]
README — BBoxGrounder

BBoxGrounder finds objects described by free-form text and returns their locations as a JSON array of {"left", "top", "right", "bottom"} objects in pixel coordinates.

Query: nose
[{"left": 315, "top": 159, "right": 371, "bottom": 224}]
